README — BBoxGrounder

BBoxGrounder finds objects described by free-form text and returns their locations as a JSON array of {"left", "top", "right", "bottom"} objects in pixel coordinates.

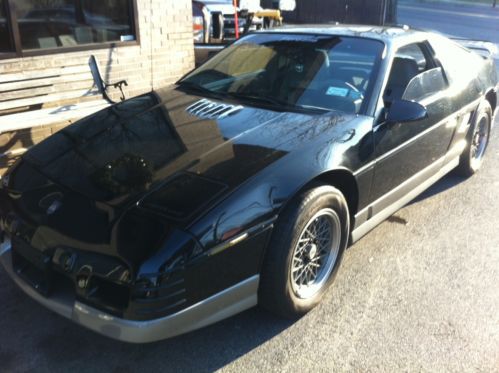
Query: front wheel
[
  {"left": 259, "top": 185, "right": 349, "bottom": 318},
  {"left": 455, "top": 100, "right": 492, "bottom": 177}
]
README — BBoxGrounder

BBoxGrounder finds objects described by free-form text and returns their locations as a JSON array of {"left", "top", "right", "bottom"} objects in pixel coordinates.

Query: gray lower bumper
[{"left": 0, "top": 240, "right": 259, "bottom": 343}]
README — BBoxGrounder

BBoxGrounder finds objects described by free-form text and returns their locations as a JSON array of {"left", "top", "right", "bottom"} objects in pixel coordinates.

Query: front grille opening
[
  {"left": 12, "top": 248, "right": 74, "bottom": 299},
  {"left": 12, "top": 251, "right": 51, "bottom": 296},
  {"left": 87, "top": 276, "right": 130, "bottom": 312},
  {"left": 129, "top": 271, "right": 187, "bottom": 319}
]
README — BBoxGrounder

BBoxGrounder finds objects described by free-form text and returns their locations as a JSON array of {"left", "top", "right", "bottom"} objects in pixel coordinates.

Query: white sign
[
  {"left": 239, "top": 0, "right": 261, "bottom": 12},
  {"left": 279, "top": 0, "right": 296, "bottom": 11}
]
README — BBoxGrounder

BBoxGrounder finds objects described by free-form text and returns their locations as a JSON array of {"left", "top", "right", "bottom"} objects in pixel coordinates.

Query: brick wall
[{"left": 0, "top": 0, "right": 194, "bottom": 174}]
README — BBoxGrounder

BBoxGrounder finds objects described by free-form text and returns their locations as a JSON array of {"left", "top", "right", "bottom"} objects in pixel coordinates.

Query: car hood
[
  {"left": 15, "top": 88, "right": 355, "bottom": 213},
  {"left": 1, "top": 87, "right": 359, "bottom": 268}
]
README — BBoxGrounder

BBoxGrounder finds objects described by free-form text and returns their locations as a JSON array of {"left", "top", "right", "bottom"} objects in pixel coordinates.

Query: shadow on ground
[
  {"left": 0, "top": 272, "right": 294, "bottom": 373},
  {"left": 410, "top": 173, "right": 467, "bottom": 205}
]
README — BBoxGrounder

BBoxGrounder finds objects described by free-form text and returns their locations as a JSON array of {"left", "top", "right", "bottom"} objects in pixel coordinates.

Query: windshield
[{"left": 179, "top": 33, "right": 384, "bottom": 114}]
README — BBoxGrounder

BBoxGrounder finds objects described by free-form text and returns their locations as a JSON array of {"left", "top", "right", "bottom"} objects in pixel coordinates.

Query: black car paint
[
  {"left": 0, "top": 26, "right": 497, "bottom": 322},
  {"left": 1, "top": 86, "right": 374, "bottom": 319}
]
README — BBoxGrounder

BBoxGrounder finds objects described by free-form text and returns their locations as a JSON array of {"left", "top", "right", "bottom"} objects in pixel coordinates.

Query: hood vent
[{"left": 186, "top": 98, "right": 243, "bottom": 120}]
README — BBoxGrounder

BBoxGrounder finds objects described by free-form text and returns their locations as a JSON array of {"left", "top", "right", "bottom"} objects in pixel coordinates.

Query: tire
[
  {"left": 455, "top": 100, "right": 492, "bottom": 177},
  {"left": 259, "top": 184, "right": 350, "bottom": 318}
]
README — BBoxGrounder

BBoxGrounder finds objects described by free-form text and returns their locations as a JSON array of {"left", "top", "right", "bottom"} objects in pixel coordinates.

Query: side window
[
  {"left": 384, "top": 42, "right": 446, "bottom": 104},
  {"left": 397, "top": 44, "right": 428, "bottom": 72},
  {"left": 402, "top": 67, "right": 447, "bottom": 102}
]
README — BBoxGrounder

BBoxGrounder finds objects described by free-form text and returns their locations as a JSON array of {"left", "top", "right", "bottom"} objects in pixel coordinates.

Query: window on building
[
  {"left": 0, "top": 0, "right": 138, "bottom": 58},
  {"left": 0, "top": 0, "right": 12, "bottom": 53}
]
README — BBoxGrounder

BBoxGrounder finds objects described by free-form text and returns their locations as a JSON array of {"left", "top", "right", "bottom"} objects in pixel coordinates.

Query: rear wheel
[
  {"left": 259, "top": 185, "right": 349, "bottom": 318},
  {"left": 456, "top": 100, "right": 492, "bottom": 177}
]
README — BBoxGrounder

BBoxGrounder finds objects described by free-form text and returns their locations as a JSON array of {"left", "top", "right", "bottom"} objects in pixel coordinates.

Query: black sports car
[{"left": 0, "top": 25, "right": 497, "bottom": 343}]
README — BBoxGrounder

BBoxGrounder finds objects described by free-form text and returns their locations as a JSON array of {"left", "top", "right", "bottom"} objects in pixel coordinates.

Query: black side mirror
[{"left": 386, "top": 99, "right": 428, "bottom": 124}]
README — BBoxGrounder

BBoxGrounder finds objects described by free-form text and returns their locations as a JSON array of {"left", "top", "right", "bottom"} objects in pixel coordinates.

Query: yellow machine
[{"left": 253, "top": 9, "right": 283, "bottom": 26}]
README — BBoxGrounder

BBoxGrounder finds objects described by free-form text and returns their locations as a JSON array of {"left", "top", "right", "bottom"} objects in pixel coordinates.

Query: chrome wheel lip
[
  {"left": 290, "top": 208, "right": 341, "bottom": 299},
  {"left": 470, "top": 116, "right": 489, "bottom": 169}
]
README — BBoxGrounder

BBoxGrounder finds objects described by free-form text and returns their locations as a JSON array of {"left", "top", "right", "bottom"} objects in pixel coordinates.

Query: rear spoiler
[
  {"left": 451, "top": 37, "right": 498, "bottom": 59},
  {"left": 397, "top": 25, "right": 498, "bottom": 59}
]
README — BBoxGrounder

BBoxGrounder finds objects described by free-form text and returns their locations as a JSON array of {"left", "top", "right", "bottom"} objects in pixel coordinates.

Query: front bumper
[{"left": 0, "top": 240, "right": 259, "bottom": 343}]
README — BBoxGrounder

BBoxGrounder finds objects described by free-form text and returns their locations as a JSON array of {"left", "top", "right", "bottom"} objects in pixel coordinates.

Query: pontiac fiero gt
[{"left": 0, "top": 25, "right": 496, "bottom": 342}]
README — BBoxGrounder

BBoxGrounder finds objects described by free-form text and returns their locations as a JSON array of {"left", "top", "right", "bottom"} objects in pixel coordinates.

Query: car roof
[{"left": 262, "top": 24, "right": 428, "bottom": 45}]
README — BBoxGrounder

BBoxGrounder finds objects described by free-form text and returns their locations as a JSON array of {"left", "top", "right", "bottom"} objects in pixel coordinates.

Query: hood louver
[{"left": 186, "top": 98, "right": 243, "bottom": 120}]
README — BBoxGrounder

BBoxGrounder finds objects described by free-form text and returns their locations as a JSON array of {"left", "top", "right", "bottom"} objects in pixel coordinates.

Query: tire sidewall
[
  {"left": 457, "top": 100, "right": 492, "bottom": 176},
  {"left": 273, "top": 185, "right": 349, "bottom": 315},
  {"left": 469, "top": 102, "right": 492, "bottom": 172}
]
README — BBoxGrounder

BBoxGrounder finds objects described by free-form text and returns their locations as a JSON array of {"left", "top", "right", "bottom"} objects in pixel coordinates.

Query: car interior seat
[{"left": 383, "top": 57, "right": 419, "bottom": 105}]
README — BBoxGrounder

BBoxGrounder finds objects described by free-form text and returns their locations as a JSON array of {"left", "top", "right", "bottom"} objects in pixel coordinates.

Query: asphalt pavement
[
  {"left": 1, "top": 2, "right": 499, "bottom": 372},
  {"left": 398, "top": 0, "right": 499, "bottom": 44},
  {"left": 1, "top": 122, "right": 499, "bottom": 372}
]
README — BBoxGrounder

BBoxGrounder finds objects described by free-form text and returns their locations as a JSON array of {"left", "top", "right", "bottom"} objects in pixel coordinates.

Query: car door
[{"left": 369, "top": 41, "right": 455, "bottom": 213}]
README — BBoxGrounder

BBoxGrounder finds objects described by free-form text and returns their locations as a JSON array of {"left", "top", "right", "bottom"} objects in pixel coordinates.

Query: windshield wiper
[
  {"left": 224, "top": 92, "right": 330, "bottom": 113},
  {"left": 224, "top": 92, "right": 294, "bottom": 108},
  {"left": 177, "top": 80, "right": 215, "bottom": 95}
]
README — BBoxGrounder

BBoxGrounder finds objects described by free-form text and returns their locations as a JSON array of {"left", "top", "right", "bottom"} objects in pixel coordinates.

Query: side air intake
[{"left": 186, "top": 98, "right": 243, "bottom": 119}]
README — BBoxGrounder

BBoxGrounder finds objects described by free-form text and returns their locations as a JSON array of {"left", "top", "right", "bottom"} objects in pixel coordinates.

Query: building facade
[
  {"left": 262, "top": 0, "right": 397, "bottom": 25},
  {"left": 0, "top": 0, "right": 195, "bottom": 173}
]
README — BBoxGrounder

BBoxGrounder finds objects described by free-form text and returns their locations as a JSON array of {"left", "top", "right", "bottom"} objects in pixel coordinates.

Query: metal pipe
[{"left": 233, "top": 0, "right": 239, "bottom": 39}]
